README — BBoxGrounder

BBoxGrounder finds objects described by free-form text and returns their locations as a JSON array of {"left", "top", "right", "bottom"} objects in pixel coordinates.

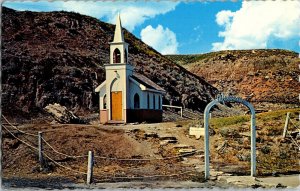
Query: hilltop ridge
[{"left": 167, "top": 49, "right": 300, "bottom": 106}]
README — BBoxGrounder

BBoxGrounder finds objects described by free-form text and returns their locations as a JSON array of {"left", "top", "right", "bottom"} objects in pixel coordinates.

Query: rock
[
  {"left": 176, "top": 124, "right": 182, "bottom": 127},
  {"left": 144, "top": 132, "right": 158, "bottom": 139},
  {"left": 178, "top": 148, "right": 197, "bottom": 155},
  {"left": 216, "top": 140, "right": 228, "bottom": 153},
  {"left": 44, "top": 103, "right": 86, "bottom": 124},
  {"left": 276, "top": 183, "right": 287, "bottom": 188},
  {"left": 159, "top": 140, "right": 177, "bottom": 145},
  {"left": 236, "top": 153, "right": 250, "bottom": 162},
  {"left": 159, "top": 135, "right": 177, "bottom": 141},
  {"left": 173, "top": 144, "right": 194, "bottom": 149},
  {"left": 209, "top": 128, "right": 216, "bottom": 136},
  {"left": 209, "top": 176, "right": 217, "bottom": 181}
]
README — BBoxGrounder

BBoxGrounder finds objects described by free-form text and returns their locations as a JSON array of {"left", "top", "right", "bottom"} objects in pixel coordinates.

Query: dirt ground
[{"left": 2, "top": 111, "right": 300, "bottom": 189}]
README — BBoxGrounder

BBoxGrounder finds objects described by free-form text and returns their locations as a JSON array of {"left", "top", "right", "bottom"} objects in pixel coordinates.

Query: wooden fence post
[
  {"left": 283, "top": 112, "right": 290, "bottom": 138},
  {"left": 87, "top": 151, "right": 94, "bottom": 184},
  {"left": 38, "top": 131, "right": 43, "bottom": 169}
]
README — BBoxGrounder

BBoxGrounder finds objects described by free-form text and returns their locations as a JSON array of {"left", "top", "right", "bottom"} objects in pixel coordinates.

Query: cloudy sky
[{"left": 4, "top": 1, "right": 300, "bottom": 55}]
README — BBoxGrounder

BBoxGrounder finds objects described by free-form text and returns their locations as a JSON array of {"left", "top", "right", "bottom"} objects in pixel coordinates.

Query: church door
[{"left": 111, "top": 91, "right": 122, "bottom": 121}]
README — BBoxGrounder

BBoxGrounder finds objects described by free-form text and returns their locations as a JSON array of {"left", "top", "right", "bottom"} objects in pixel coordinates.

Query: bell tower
[
  {"left": 109, "top": 13, "right": 129, "bottom": 65},
  {"left": 105, "top": 14, "right": 133, "bottom": 122}
]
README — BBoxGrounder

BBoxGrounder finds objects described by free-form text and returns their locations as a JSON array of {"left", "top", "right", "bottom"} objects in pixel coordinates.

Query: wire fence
[
  {"left": 2, "top": 115, "right": 38, "bottom": 137},
  {"left": 2, "top": 116, "right": 201, "bottom": 183},
  {"left": 3, "top": 113, "right": 299, "bottom": 183},
  {"left": 286, "top": 116, "right": 300, "bottom": 150}
]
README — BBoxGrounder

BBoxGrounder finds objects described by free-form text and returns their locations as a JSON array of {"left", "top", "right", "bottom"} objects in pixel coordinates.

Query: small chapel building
[{"left": 95, "top": 14, "right": 165, "bottom": 124}]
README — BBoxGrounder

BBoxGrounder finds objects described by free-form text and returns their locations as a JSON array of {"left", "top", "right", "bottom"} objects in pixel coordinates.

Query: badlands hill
[
  {"left": 167, "top": 49, "right": 300, "bottom": 107},
  {"left": 1, "top": 7, "right": 218, "bottom": 118}
]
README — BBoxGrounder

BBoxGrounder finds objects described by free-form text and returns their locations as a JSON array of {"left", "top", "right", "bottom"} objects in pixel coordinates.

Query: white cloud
[
  {"left": 140, "top": 25, "right": 179, "bottom": 55},
  {"left": 60, "top": 1, "right": 178, "bottom": 32},
  {"left": 4, "top": 1, "right": 178, "bottom": 32},
  {"left": 212, "top": 1, "right": 300, "bottom": 51}
]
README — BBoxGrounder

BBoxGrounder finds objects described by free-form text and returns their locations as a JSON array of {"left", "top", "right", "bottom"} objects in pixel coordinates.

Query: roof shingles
[{"left": 132, "top": 72, "right": 165, "bottom": 92}]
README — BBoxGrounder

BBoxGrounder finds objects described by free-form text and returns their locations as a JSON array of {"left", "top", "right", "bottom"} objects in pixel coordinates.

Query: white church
[{"left": 95, "top": 14, "right": 165, "bottom": 124}]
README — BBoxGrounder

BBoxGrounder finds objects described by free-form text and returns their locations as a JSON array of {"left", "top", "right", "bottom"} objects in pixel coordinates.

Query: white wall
[
  {"left": 99, "top": 84, "right": 106, "bottom": 110},
  {"left": 128, "top": 81, "right": 163, "bottom": 110}
]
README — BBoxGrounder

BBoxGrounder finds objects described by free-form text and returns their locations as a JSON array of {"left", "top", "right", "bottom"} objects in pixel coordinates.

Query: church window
[
  {"left": 153, "top": 94, "right": 156, "bottom": 110},
  {"left": 113, "top": 48, "right": 121, "bottom": 63},
  {"left": 134, "top": 93, "right": 140, "bottom": 109},
  {"left": 103, "top": 94, "right": 107, "bottom": 109},
  {"left": 147, "top": 93, "right": 150, "bottom": 109},
  {"left": 158, "top": 95, "right": 161, "bottom": 109}
]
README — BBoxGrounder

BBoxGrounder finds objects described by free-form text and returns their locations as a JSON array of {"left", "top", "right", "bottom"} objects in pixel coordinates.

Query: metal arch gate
[{"left": 204, "top": 94, "right": 256, "bottom": 179}]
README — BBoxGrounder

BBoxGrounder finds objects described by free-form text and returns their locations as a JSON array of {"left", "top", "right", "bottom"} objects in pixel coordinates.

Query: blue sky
[{"left": 3, "top": 1, "right": 300, "bottom": 55}]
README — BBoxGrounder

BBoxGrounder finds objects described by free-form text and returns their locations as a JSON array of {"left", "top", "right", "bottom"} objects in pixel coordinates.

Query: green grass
[
  {"left": 176, "top": 108, "right": 299, "bottom": 129},
  {"left": 257, "top": 108, "right": 299, "bottom": 122},
  {"left": 210, "top": 115, "right": 250, "bottom": 129}
]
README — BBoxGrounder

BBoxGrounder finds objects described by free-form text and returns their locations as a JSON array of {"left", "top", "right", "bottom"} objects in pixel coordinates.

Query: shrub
[
  {"left": 261, "top": 145, "right": 271, "bottom": 154},
  {"left": 219, "top": 127, "right": 239, "bottom": 138}
]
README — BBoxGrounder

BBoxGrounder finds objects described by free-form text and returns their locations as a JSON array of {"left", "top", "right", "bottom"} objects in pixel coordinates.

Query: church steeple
[
  {"left": 109, "top": 14, "right": 129, "bottom": 65},
  {"left": 113, "top": 13, "right": 125, "bottom": 43}
]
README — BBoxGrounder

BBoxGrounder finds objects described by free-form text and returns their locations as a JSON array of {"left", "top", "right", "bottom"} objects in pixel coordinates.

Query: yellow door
[{"left": 111, "top": 91, "right": 122, "bottom": 121}]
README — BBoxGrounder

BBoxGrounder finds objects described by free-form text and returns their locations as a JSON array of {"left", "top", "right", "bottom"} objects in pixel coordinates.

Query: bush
[
  {"left": 219, "top": 127, "right": 239, "bottom": 138},
  {"left": 261, "top": 145, "right": 271, "bottom": 154}
]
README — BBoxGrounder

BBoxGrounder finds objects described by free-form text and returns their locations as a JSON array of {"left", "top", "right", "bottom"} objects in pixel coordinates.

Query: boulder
[{"left": 44, "top": 103, "right": 86, "bottom": 124}]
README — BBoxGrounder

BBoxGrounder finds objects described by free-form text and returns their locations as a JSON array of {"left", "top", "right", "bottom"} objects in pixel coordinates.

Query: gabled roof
[
  {"left": 131, "top": 72, "right": 165, "bottom": 93},
  {"left": 95, "top": 81, "right": 106, "bottom": 92}
]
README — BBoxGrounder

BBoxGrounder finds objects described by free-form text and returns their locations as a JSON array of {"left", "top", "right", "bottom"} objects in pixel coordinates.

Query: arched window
[
  {"left": 134, "top": 93, "right": 140, "bottom": 109},
  {"left": 113, "top": 48, "right": 121, "bottom": 63},
  {"left": 153, "top": 94, "right": 156, "bottom": 110},
  {"left": 158, "top": 95, "right": 161, "bottom": 110},
  {"left": 103, "top": 94, "right": 107, "bottom": 109},
  {"left": 147, "top": 93, "right": 150, "bottom": 109}
]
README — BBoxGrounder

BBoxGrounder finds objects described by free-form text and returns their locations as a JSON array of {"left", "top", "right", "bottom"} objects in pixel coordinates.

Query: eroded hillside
[{"left": 167, "top": 50, "right": 300, "bottom": 105}]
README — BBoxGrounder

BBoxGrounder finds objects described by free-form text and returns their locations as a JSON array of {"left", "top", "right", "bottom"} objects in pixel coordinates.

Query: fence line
[
  {"left": 41, "top": 137, "right": 88, "bottom": 159},
  {"left": 287, "top": 131, "right": 300, "bottom": 150},
  {"left": 289, "top": 118, "right": 300, "bottom": 131},
  {"left": 162, "top": 105, "right": 183, "bottom": 117},
  {"left": 3, "top": 124, "right": 88, "bottom": 175},
  {"left": 283, "top": 115, "right": 300, "bottom": 150},
  {"left": 42, "top": 152, "right": 88, "bottom": 175},
  {"left": 2, "top": 115, "right": 38, "bottom": 137},
  {"left": 3, "top": 124, "right": 200, "bottom": 182},
  {"left": 2, "top": 124, "right": 38, "bottom": 151}
]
